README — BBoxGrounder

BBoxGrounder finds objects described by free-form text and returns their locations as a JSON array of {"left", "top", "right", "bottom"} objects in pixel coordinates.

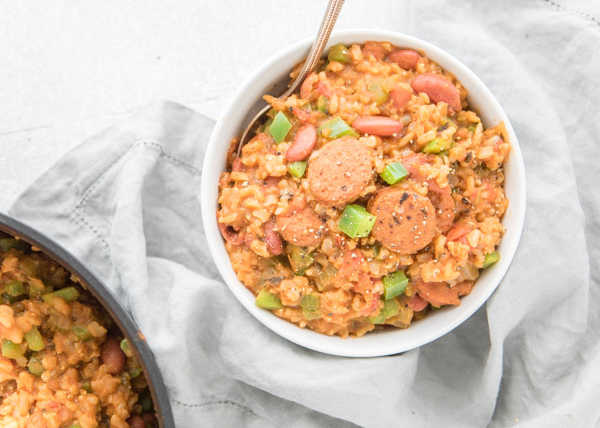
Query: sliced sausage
[
  {"left": 264, "top": 218, "right": 283, "bottom": 255},
  {"left": 411, "top": 73, "right": 462, "bottom": 111},
  {"left": 307, "top": 137, "right": 372, "bottom": 206},
  {"left": 406, "top": 294, "right": 428, "bottom": 312},
  {"left": 286, "top": 124, "right": 317, "bottom": 161},
  {"left": 368, "top": 188, "right": 436, "bottom": 254},
  {"left": 276, "top": 207, "right": 326, "bottom": 247},
  {"left": 100, "top": 337, "right": 126, "bottom": 375},
  {"left": 415, "top": 280, "right": 459, "bottom": 307},
  {"left": 362, "top": 41, "right": 386, "bottom": 61},
  {"left": 428, "top": 192, "right": 455, "bottom": 233},
  {"left": 352, "top": 116, "right": 403, "bottom": 137},
  {"left": 389, "top": 88, "right": 412, "bottom": 112},
  {"left": 388, "top": 49, "right": 421, "bottom": 69},
  {"left": 414, "top": 279, "right": 473, "bottom": 307}
]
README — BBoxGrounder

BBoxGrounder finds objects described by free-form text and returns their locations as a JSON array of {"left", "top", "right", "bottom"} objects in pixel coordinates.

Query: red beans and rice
[{"left": 217, "top": 41, "right": 510, "bottom": 338}]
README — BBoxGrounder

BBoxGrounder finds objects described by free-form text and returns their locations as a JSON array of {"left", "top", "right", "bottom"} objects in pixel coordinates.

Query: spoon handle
[
  {"left": 237, "top": 0, "right": 345, "bottom": 157},
  {"left": 283, "top": 0, "right": 346, "bottom": 97}
]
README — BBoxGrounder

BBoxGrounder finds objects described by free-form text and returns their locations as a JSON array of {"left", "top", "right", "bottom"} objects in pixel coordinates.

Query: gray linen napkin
[{"left": 8, "top": 2, "right": 600, "bottom": 427}]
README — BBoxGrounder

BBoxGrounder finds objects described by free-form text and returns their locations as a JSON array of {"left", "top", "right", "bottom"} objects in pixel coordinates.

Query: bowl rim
[
  {"left": 201, "top": 29, "right": 526, "bottom": 357},
  {"left": 0, "top": 212, "right": 175, "bottom": 427}
]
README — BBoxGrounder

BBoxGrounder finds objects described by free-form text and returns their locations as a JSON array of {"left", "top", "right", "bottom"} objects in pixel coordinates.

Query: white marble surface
[{"left": 1, "top": 0, "right": 598, "bottom": 209}]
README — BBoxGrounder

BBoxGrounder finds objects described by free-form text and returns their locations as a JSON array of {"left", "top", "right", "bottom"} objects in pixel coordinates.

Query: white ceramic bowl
[{"left": 201, "top": 29, "right": 526, "bottom": 357}]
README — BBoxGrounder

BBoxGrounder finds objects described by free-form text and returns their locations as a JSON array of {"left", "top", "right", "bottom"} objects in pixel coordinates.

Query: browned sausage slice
[
  {"left": 276, "top": 207, "right": 326, "bottom": 247},
  {"left": 428, "top": 192, "right": 455, "bottom": 233},
  {"left": 414, "top": 279, "right": 473, "bottom": 307},
  {"left": 415, "top": 280, "right": 460, "bottom": 307},
  {"left": 307, "top": 137, "right": 372, "bottom": 206},
  {"left": 368, "top": 188, "right": 436, "bottom": 254},
  {"left": 411, "top": 73, "right": 462, "bottom": 111}
]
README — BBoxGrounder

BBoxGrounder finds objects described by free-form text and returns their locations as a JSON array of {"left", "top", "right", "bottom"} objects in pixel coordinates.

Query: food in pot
[
  {"left": 217, "top": 41, "right": 509, "bottom": 338},
  {"left": 0, "top": 235, "right": 156, "bottom": 428}
]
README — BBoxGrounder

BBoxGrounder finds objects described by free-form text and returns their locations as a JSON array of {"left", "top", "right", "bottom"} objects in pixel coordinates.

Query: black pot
[{"left": 0, "top": 212, "right": 175, "bottom": 428}]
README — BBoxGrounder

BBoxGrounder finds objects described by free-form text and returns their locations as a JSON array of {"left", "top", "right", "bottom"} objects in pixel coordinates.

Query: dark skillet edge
[{"left": 0, "top": 212, "right": 175, "bottom": 428}]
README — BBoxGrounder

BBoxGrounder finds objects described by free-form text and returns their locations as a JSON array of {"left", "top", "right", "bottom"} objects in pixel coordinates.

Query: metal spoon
[{"left": 236, "top": 0, "right": 346, "bottom": 157}]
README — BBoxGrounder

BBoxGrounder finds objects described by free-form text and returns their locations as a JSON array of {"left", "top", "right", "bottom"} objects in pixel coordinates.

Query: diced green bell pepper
[
  {"left": 73, "top": 326, "right": 92, "bottom": 341},
  {"left": 482, "top": 251, "right": 500, "bottom": 269},
  {"left": 300, "top": 294, "right": 321, "bottom": 320},
  {"left": 28, "top": 357, "right": 44, "bottom": 376},
  {"left": 287, "top": 245, "right": 314, "bottom": 275},
  {"left": 368, "top": 298, "right": 401, "bottom": 324},
  {"left": 255, "top": 290, "right": 283, "bottom": 310},
  {"left": 423, "top": 138, "right": 451, "bottom": 154},
  {"left": 3, "top": 280, "right": 24, "bottom": 297},
  {"left": 129, "top": 367, "right": 143, "bottom": 379},
  {"left": 0, "top": 238, "right": 27, "bottom": 252},
  {"left": 139, "top": 389, "right": 154, "bottom": 413},
  {"left": 287, "top": 161, "right": 307, "bottom": 178},
  {"left": 42, "top": 286, "right": 79, "bottom": 304},
  {"left": 338, "top": 205, "right": 376, "bottom": 239},
  {"left": 380, "top": 162, "right": 408, "bottom": 185},
  {"left": 81, "top": 380, "right": 92, "bottom": 392},
  {"left": 318, "top": 117, "right": 359, "bottom": 139},
  {"left": 19, "top": 258, "right": 40, "bottom": 277},
  {"left": 2, "top": 339, "right": 23, "bottom": 359},
  {"left": 328, "top": 44, "right": 350, "bottom": 63},
  {"left": 383, "top": 271, "right": 409, "bottom": 300},
  {"left": 24, "top": 326, "right": 45, "bottom": 351},
  {"left": 269, "top": 111, "right": 292, "bottom": 144},
  {"left": 317, "top": 95, "right": 330, "bottom": 114},
  {"left": 316, "top": 264, "right": 337, "bottom": 292},
  {"left": 369, "top": 83, "right": 388, "bottom": 106},
  {"left": 120, "top": 338, "right": 134, "bottom": 358}
]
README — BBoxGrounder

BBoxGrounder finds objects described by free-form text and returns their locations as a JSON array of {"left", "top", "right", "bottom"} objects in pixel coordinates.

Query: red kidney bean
[
  {"left": 300, "top": 73, "right": 319, "bottom": 99},
  {"left": 389, "top": 88, "right": 412, "bottom": 112},
  {"left": 218, "top": 221, "right": 244, "bottom": 246},
  {"left": 388, "top": 49, "right": 421, "bottom": 69},
  {"left": 100, "top": 337, "right": 126, "bottom": 375},
  {"left": 263, "top": 176, "right": 282, "bottom": 187},
  {"left": 143, "top": 413, "right": 158, "bottom": 427},
  {"left": 352, "top": 116, "right": 404, "bottom": 136},
  {"left": 127, "top": 415, "right": 146, "bottom": 428},
  {"left": 263, "top": 218, "right": 283, "bottom": 255},
  {"left": 411, "top": 73, "right": 461, "bottom": 111},
  {"left": 286, "top": 124, "right": 317, "bottom": 161}
]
